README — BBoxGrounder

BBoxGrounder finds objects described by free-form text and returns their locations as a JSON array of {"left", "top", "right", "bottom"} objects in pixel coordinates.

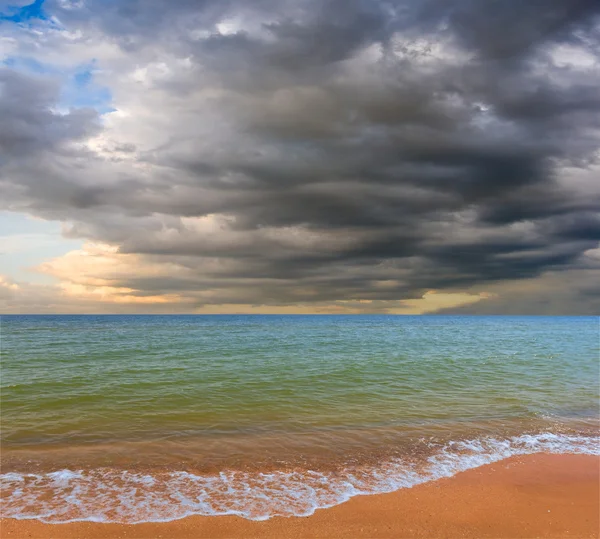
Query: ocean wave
[{"left": 1, "top": 432, "right": 598, "bottom": 523}]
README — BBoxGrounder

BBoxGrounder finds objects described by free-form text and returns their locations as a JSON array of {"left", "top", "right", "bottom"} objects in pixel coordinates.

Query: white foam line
[{"left": 1, "top": 432, "right": 598, "bottom": 523}]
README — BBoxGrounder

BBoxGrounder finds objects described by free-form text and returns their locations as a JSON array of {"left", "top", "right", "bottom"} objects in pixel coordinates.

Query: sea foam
[{"left": 1, "top": 433, "right": 598, "bottom": 523}]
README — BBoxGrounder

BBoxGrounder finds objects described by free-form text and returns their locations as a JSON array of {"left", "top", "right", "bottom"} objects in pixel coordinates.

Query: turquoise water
[{"left": 1, "top": 315, "right": 599, "bottom": 521}]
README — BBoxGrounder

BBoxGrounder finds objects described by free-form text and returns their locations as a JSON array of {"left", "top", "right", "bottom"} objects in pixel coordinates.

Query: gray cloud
[
  {"left": 0, "top": 69, "right": 100, "bottom": 158},
  {"left": 1, "top": 0, "right": 599, "bottom": 312}
]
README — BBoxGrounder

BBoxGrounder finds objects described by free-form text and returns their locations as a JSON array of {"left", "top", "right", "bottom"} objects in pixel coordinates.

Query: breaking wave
[{"left": 1, "top": 433, "right": 598, "bottom": 523}]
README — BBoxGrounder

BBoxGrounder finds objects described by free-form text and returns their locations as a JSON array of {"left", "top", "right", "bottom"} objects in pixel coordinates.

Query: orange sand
[{"left": 1, "top": 453, "right": 598, "bottom": 538}]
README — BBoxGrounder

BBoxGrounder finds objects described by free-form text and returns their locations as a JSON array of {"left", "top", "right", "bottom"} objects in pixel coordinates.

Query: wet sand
[{"left": 2, "top": 453, "right": 598, "bottom": 538}]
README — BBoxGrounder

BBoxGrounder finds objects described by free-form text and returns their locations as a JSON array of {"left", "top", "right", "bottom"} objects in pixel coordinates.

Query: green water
[{"left": 1, "top": 315, "right": 598, "bottom": 522}]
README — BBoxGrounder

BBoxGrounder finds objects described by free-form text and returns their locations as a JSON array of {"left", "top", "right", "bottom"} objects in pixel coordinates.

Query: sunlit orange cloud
[
  {"left": 31, "top": 242, "right": 493, "bottom": 314},
  {"left": 0, "top": 275, "right": 20, "bottom": 292},
  {"left": 36, "top": 243, "right": 191, "bottom": 306}
]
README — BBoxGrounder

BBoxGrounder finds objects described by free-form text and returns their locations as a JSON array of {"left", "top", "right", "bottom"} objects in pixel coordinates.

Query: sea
[{"left": 1, "top": 315, "right": 598, "bottom": 523}]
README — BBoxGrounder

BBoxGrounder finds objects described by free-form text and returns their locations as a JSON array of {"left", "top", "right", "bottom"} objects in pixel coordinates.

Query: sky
[{"left": 0, "top": 0, "right": 599, "bottom": 314}]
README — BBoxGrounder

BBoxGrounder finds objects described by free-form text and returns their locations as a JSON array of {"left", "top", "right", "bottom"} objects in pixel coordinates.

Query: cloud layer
[{"left": 1, "top": 0, "right": 599, "bottom": 313}]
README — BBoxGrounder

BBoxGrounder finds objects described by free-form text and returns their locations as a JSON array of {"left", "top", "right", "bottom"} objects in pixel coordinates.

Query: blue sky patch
[
  {"left": 65, "top": 62, "right": 115, "bottom": 114},
  {"left": 0, "top": 0, "right": 46, "bottom": 22},
  {"left": 0, "top": 211, "right": 82, "bottom": 284}
]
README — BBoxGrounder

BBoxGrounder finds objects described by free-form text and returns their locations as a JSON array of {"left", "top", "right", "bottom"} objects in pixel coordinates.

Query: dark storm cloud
[
  {"left": 0, "top": 69, "right": 100, "bottom": 158},
  {"left": 1, "top": 0, "right": 600, "bottom": 310},
  {"left": 421, "top": 0, "right": 600, "bottom": 59}
]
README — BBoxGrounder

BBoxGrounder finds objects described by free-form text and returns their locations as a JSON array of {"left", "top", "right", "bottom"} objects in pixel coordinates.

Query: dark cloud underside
[{"left": 1, "top": 0, "right": 599, "bottom": 311}]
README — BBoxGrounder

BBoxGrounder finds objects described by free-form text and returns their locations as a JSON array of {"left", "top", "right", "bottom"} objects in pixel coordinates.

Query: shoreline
[{"left": 2, "top": 453, "right": 598, "bottom": 538}]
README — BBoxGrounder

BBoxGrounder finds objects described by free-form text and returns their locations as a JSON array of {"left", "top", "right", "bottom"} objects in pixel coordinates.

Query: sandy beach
[{"left": 2, "top": 453, "right": 598, "bottom": 539}]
